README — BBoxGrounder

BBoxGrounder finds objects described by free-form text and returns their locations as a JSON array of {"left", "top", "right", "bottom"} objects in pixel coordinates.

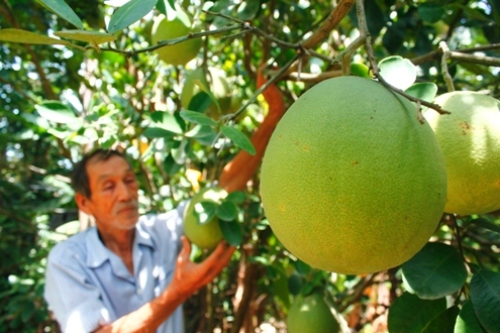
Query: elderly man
[{"left": 44, "top": 70, "right": 287, "bottom": 332}]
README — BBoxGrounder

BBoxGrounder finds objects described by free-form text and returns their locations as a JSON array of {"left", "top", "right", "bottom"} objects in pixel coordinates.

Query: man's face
[{"left": 76, "top": 155, "right": 139, "bottom": 231}]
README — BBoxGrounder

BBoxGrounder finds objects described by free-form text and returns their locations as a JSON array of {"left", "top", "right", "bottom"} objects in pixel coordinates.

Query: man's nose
[{"left": 116, "top": 181, "right": 134, "bottom": 201}]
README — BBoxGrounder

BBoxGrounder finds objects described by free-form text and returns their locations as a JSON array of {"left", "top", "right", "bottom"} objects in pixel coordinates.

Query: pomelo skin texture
[
  {"left": 183, "top": 187, "right": 227, "bottom": 250},
  {"left": 260, "top": 76, "right": 447, "bottom": 275},
  {"left": 424, "top": 92, "right": 500, "bottom": 216},
  {"left": 286, "top": 291, "right": 340, "bottom": 333},
  {"left": 151, "top": 13, "right": 202, "bottom": 66}
]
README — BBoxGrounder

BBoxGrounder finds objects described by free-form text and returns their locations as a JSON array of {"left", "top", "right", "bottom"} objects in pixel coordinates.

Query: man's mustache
[{"left": 115, "top": 201, "right": 139, "bottom": 214}]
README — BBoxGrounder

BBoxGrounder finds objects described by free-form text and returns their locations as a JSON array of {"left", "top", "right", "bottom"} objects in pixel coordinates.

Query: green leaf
[
  {"left": 288, "top": 272, "right": 304, "bottom": 296},
  {"left": 188, "top": 91, "right": 212, "bottom": 113},
  {"left": 422, "top": 305, "right": 459, "bottom": 333},
  {"left": 469, "top": 217, "right": 500, "bottom": 234},
  {"left": 150, "top": 112, "right": 184, "bottom": 134},
  {"left": 143, "top": 127, "right": 176, "bottom": 138},
  {"left": 36, "top": 0, "right": 84, "bottom": 29},
  {"left": 470, "top": 269, "right": 500, "bottom": 332},
  {"left": 225, "top": 191, "right": 247, "bottom": 204},
  {"left": 0, "top": 28, "right": 74, "bottom": 47},
  {"left": 418, "top": 4, "right": 445, "bottom": 23},
  {"left": 193, "top": 201, "right": 218, "bottom": 225},
  {"left": 294, "top": 259, "right": 311, "bottom": 275},
  {"left": 454, "top": 301, "right": 487, "bottom": 333},
  {"left": 156, "top": 0, "right": 175, "bottom": 15},
  {"left": 107, "top": 0, "right": 158, "bottom": 33},
  {"left": 388, "top": 292, "right": 446, "bottom": 333},
  {"left": 180, "top": 110, "right": 217, "bottom": 127},
  {"left": 405, "top": 82, "right": 438, "bottom": 111},
  {"left": 20, "top": 300, "right": 35, "bottom": 322},
  {"left": 171, "top": 139, "right": 189, "bottom": 164},
  {"left": 379, "top": 56, "right": 417, "bottom": 91},
  {"left": 237, "top": 0, "right": 260, "bottom": 21},
  {"left": 163, "top": 154, "right": 183, "bottom": 175},
  {"left": 219, "top": 220, "right": 242, "bottom": 246},
  {"left": 216, "top": 201, "right": 238, "bottom": 222},
  {"left": 402, "top": 242, "right": 467, "bottom": 300},
  {"left": 35, "top": 101, "right": 79, "bottom": 124},
  {"left": 193, "top": 79, "right": 222, "bottom": 114},
  {"left": 221, "top": 125, "right": 256, "bottom": 155},
  {"left": 54, "top": 30, "right": 116, "bottom": 45},
  {"left": 184, "top": 125, "right": 218, "bottom": 146},
  {"left": 272, "top": 270, "right": 291, "bottom": 308}
]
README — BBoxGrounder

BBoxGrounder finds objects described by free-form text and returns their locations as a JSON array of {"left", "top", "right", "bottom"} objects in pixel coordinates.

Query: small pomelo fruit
[
  {"left": 151, "top": 10, "right": 202, "bottom": 66},
  {"left": 260, "top": 76, "right": 447, "bottom": 275},
  {"left": 184, "top": 187, "right": 227, "bottom": 250},
  {"left": 287, "top": 291, "right": 340, "bottom": 333},
  {"left": 424, "top": 91, "right": 500, "bottom": 215},
  {"left": 181, "top": 67, "right": 232, "bottom": 118}
]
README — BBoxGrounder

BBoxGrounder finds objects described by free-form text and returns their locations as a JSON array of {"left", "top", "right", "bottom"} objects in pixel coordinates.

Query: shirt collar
[
  {"left": 135, "top": 220, "right": 155, "bottom": 249},
  {"left": 85, "top": 222, "right": 155, "bottom": 269},
  {"left": 85, "top": 227, "right": 111, "bottom": 268}
]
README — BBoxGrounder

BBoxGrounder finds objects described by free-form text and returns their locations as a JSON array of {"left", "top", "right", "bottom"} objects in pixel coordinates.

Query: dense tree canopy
[{"left": 1, "top": 0, "right": 499, "bottom": 332}]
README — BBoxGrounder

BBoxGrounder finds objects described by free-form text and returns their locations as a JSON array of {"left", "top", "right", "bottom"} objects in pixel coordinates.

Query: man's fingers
[
  {"left": 177, "top": 236, "right": 192, "bottom": 263},
  {"left": 204, "top": 241, "right": 236, "bottom": 272}
]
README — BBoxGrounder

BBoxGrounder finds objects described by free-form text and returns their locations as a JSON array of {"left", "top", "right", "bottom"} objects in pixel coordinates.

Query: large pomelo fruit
[
  {"left": 151, "top": 10, "right": 202, "bottom": 66},
  {"left": 260, "top": 76, "right": 447, "bottom": 275},
  {"left": 184, "top": 187, "right": 227, "bottom": 250},
  {"left": 424, "top": 91, "right": 500, "bottom": 215},
  {"left": 287, "top": 291, "right": 340, "bottom": 333}
]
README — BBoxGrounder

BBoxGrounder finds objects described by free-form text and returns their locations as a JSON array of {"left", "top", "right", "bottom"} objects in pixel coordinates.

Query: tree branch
[
  {"left": 301, "top": 0, "right": 356, "bottom": 49},
  {"left": 439, "top": 41, "right": 455, "bottom": 92}
]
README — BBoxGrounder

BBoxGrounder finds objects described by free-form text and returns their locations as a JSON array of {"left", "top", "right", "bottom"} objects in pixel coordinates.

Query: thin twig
[
  {"left": 362, "top": 12, "right": 451, "bottom": 115},
  {"left": 439, "top": 41, "right": 456, "bottom": 92},
  {"left": 222, "top": 54, "right": 300, "bottom": 121},
  {"left": 283, "top": 70, "right": 343, "bottom": 82},
  {"left": 101, "top": 23, "right": 245, "bottom": 56},
  {"left": 377, "top": 73, "right": 451, "bottom": 115},
  {"left": 451, "top": 214, "right": 466, "bottom": 263},
  {"left": 412, "top": 43, "right": 500, "bottom": 66},
  {"left": 339, "top": 0, "right": 368, "bottom": 75}
]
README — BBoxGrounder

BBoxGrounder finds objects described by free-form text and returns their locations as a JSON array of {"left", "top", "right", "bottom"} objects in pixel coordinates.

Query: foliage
[{"left": 0, "top": 0, "right": 499, "bottom": 332}]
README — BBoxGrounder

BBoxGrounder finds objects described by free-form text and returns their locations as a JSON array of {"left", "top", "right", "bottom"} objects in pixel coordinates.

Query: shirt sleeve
[{"left": 44, "top": 244, "right": 111, "bottom": 333}]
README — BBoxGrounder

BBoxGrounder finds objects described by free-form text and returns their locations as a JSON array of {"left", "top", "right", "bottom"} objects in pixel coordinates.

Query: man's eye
[
  {"left": 103, "top": 183, "right": 114, "bottom": 190},
  {"left": 125, "top": 177, "right": 136, "bottom": 184}
]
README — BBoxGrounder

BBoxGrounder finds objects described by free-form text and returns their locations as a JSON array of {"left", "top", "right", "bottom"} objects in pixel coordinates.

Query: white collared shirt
[{"left": 44, "top": 202, "right": 187, "bottom": 333}]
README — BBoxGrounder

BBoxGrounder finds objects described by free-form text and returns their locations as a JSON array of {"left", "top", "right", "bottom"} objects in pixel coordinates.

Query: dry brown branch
[
  {"left": 282, "top": 70, "right": 343, "bottom": 82},
  {"left": 412, "top": 43, "right": 500, "bottom": 66},
  {"left": 301, "top": 0, "right": 356, "bottom": 49}
]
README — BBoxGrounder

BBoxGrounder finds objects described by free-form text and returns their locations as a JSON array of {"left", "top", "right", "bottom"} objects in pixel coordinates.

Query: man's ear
[{"left": 75, "top": 192, "right": 92, "bottom": 215}]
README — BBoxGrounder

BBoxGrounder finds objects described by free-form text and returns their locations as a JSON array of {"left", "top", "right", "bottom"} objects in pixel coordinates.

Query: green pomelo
[
  {"left": 181, "top": 67, "right": 232, "bottom": 118},
  {"left": 151, "top": 11, "right": 202, "bottom": 66},
  {"left": 184, "top": 187, "right": 227, "bottom": 250},
  {"left": 260, "top": 76, "right": 447, "bottom": 275},
  {"left": 350, "top": 63, "right": 371, "bottom": 78},
  {"left": 287, "top": 291, "right": 340, "bottom": 333},
  {"left": 424, "top": 91, "right": 500, "bottom": 215}
]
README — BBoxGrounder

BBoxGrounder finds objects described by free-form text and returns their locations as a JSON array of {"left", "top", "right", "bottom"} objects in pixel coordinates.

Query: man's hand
[
  {"left": 170, "top": 236, "right": 235, "bottom": 298},
  {"left": 94, "top": 237, "right": 234, "bottom": 333}
]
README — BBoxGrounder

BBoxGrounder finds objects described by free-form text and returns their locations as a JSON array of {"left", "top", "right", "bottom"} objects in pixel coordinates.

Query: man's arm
[
  {"left": 96, "top": 66, "right": 285, "bottom": 333},
  {"left": 95, "top": 237, "right": 234, "bottom": 333}
]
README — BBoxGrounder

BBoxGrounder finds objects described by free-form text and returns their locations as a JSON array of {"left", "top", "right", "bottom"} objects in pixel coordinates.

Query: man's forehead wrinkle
[
  {"left": 94, "top": 167, "right": 134, "bottom": 180},
  {"left": 86, "top": 158, "right": 134, "bottom": 183}
]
